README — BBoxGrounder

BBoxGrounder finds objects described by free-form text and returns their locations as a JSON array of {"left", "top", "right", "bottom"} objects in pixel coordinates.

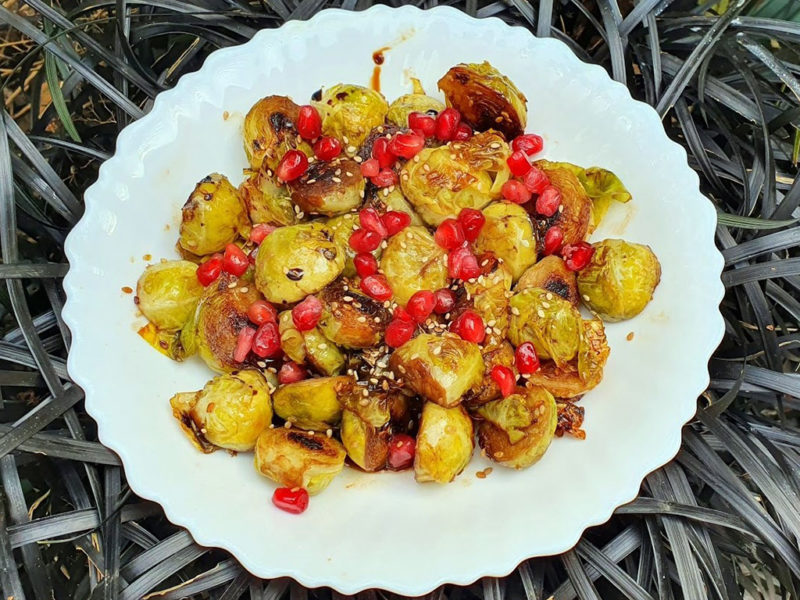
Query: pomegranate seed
[
  {"left": 408, "top": 112, "right": 436, "bottom": 138},
  {"left": 393, "top": 306, "right": 414, "bottom": 322},
  {"left": 458, "top": 208, "right": 485, "bottom": 242},
  {"left": 272, "top": 487, "right": 309, "bottom": 514},
  {"left": 276, "top": 150, "right": 308, "bottom": 182},
  {"left": 389, "top": 132, "right": 425, "bottom": 159},
  {"left": 387, "top": 433, "right": 416, "bottom": 470},
  {"left": 515, "top": 342, "right": 541, "bottom": 374},
  {"left": 507, "top": 150, "right": 531, "bottom": 177},
  {"left": 490, "top": 365, "right": 516, "bottom": 398},
  {"left": 406, "top": 290, "right": 436, "bottom": 323},
  {"left": 434, "top": 219, "right": 465, "bottom": 250},
  {"left": 371, "top": 168, "right": 397, "bottom": 188},
  {"left": 511, "top": 134, "right": 544, "bottom": 156},
  {"left": 313, "top": 136, "right": 342, "bottom": 161},
  {"left": 372, "top": 137, "right": 396, "bottom": 169},
  {"left": 222, "top": 243, "right": 249, "bottom": 277},
  {"left": 450, "top": 310, "right": 486, "bottom": 344},
  {"left": 250, "top": 224, "right": 276, "bottom": 244},
  {"left": 382, "top": 211, "right": 411, "bottom": 236},
  {"left": 297, "top": 105, "right": 322, "bottom": 140},
  {"left": 248, "top": 300, "right": 277, "bottom": 326},
  {"left": 349, "top": 228, "right": 382, "bottom": 253},
  {"left": 359, "top": 207, "right": 388, "bottom": 238},
  {"left": 502, "top": 180, "right": 532, "bottom": 204},
  {"left": 360, "top": 274, "right": 393, "bottom": 301},
  {"left": 543, "top": 226, "right": 564, "bottom": 256},
  {"left": 562, "top": 242, "right": 595, "bottom": 271},
  {"left": 292, "top": 295, "right": 322, "bottom": 331},
  {"left": 252, "top": 322, "right": 281, "bottom": 358},
  {"left": 233, "top": 326, "right": 256, "bottom": 363},
  {"left": 196, "top": 256, "right": 222, "bottom": 286},
  {"left": 435, "top": 108, "right": 461, "bottom": 141},
  {"left": 354, "top": 253, "right": 378, "bottom": 278},
  {"left": 360, "top": 158, "right": 380, "bottom": 178},
  {"left": 433, "top": 288, "right": 455, "bottom": 314},
  {"left": 278, "top": 361, "right": 307, "bottom": 384},
  {"left": 523, "top": 166, "right": 550, "bottom": 195},
  {"left": 447, "top": 245, "right": 480, "bottom": 280},
  {"left": 385, "top": 317, "right": 415, "bottom": 348},
  {"left": 453, "top": 122, "right": 473, "bottom": 141},
  {"left": 536, "top": 186, "right": 561, "bottom": 217}
]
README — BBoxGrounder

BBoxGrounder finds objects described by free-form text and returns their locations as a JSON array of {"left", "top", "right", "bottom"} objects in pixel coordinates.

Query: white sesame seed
[
  {"left": 433, "top": 346, "right": 442, "bottom": 355},
  {"left": 240, "top": 287, "right": 249, "bottom": 293},
  {"left": 546, "top": 292, "right": 553, "bottom": 300},
  {"left": 493, "top": 327, "right": 501, "bottom": 335},
  {"left": 343, "top": 136, "right": 350, "bottom": 144},
  {"left": 359, "top": 189, "right": 365, "bottom": 198},
  {"left": 357, "top": 316, "right": 367, "bottom": 323},
  {"left": 326, "top": 429, "right": 333, "bottom": 437},
  {"left": 284, "top": 421, "right": 292, "bottom": 429},
  {"left": 542, "top": 301, "right": 550, "bottom": 308},
  {"left": 413, "top": 155, "right": 421, "bottom": 162},
  {"left": 381, "top": 240, "right": 388, "bottom": 249},
  {"left": 319, "top": 342, "right": 328, "bottom": 349},
  {"left": 332, "top": 177, "right": 342, "bottom": 183},
  {"left": 227, "top": 282, "right": 237, "bottom": 289},
  {"left": 343, "top": 295, "right": 354, "bottom": 302},
  {"left": 257, "top": 361, "right": 266, "bottom": 368},
  {"left": 449, "top": 153, "right": 457, "bottom": 160},
  {"left": 307, "top": 178, "right": 317, "bottom": 184},
  {"left": 354, "top": 155, "right": 363, "bottom": 163},
  {"left": 487, "top": 319, "right": 496, "bottom": 327},
  {"left": 362, "top": 388, "right": 369, "bottom": 397},
  {"left": 583, "top": 294, "right": 591, "bottom": 301},
  {"left": 347, "top": 146, "right": 357, "bottom": 154},
  {"left": 537, "top": 309, "right": 545, "bottom": 318},
  {"left": 490, "top": 142, "right": 501, "bottom": 149},
  {"left": 374, "top": 316, "right": 381, "bottom": 323},
  {"left": 346, "top": 171, "right": 353, "bottom": 177},
  {"left": 511, "top": 307, "right": 521, "bottom": 316}
]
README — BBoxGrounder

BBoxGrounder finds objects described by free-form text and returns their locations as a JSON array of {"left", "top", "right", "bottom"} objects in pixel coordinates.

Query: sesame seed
[
  {"left": 485, "top": 326, "right": 492, "bottom": 334},
  {"left": 307, "top": 178, "right": 317, "bottom": 184},
  {"left": 546, "top": 292, "right": 553, "bottom": 300},
  {"left": 346, "top": 171, "right": 353, "bottom": 176},
  {"left": 487, "top": 319, "right": 496, "bottom": 327},
  {"left": 332, "top": 177, "right": 342, "bottom": 183},
  {"left": 326, "top": 429, "right": 333, "bottom": 437},
  {"left": 433, "top": 346, "right": 442, "bottom": 355},
  {"left": 449, "top": 153, "right": 457, "bottom": 159},
  {"left": 354, "top": 155, "right": 363, "bottom": 163},
  {"left": 343, "top": 295, "right": 354, "bottom": 302},
  {"left": 309, "top": 431, "right": 315, "bottom": 436},
  {"left": 511, "top": 307, "right": 521, "bottom": 316},
  {"left": 495, "top": 451, "right": 504, "bottom": 458},
  {"left": 381, "top": 240, "right": 388, "bottom": 249},
  {"left": 357, "top": 316, "right": 367, "bottom": 323},
  {"left": 343, "top": 136, "right": 350, "bottom": 144},
  {"left": 493, "top": 327, "right": 501, "bottom": 335},
  {"left": 423, "top": 164, "right": 431, "bottom": 172},
  {"left": 343, "top": 285, "right": 349, "bottom": 291},
  {"left": 445, "top": 312, "right": 451, "bottom": 319},
  {"left": 400, "top": 241, "right": 407, "bottom": 249},
  {"left": 541, "top": 301, "right": 550, "bottom": 309},
  {"left": 374, "top": 316, "right": 381, "bottom": 323},
  {"left": 397, "top": 365, "right": 406, "bottom": 374},
  {"left": 347, "top": 146, "right": 357, "bottom": 154},
  {"left": 297, "top": 212, "right": 305, "bottom": 219},
  {"left": 521, "top": 239, "right": 530, "bottom": 247},
  {"left": 369, "top": 377, "right": 379, "bottom": 384},
  {"left": 284, "top": 421, "right": 292, "bottom": 429},
  {"left": 490, "top": 142, "right": 501, "bottom": 149},
  {"left": 335, "top": 168, "right": 342, "bottom": 176},
  {"left": 413, "top": 155, "right": 421, "bottom": 162},
  {"left": 402, "top": 173, "right": 409, "bottom": 181},
  {"left": 257, "top": 361, "right": 266, "bottom": 368},
  {"left": 359, "top": 189, "right": 365, "bottom": 198},
  {"left": 383, "top": 300, "right": 391, "bottom": 308},
  {"left": 227, "top": 282, "right": 237, "bottom": 289},
  {"left": 377, "top": 127, "right": 384, "bottom": 133},
  {"left": 319, "top": 342, "right": 328, "bottom": 349},
  {"left": 240, "top": 287, "right": 249, "bottom": 293},
  {"left": 583, "top": 294, "right": 591, "bottom": 301},
  {"left": 452, "top": 143, "right": 462, "bottom": 150},
  {"left": 537, "top": 309, "right": 545, "bottom": 318},
  {"left": 267, "top": 367, "right": 278, "bottom": 374}
]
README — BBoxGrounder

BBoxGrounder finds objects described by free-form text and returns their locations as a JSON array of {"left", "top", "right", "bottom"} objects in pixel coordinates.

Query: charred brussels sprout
[
  {"left": 388, "top": 333, "right": 483, "bottom": 407},
  {"left": 516, "top": 256, "right": 579, "bottom": 306},
  {"left": 277, "top": 311, "right": 345, "bottom": 375},
  {"left": 238, "top": 167, "right": 296, "bottom": 226},
  {"left": 473, "top": 203, "right": 537, "bottom": 281},
  {"left": 415, "top": 402, "right": 474, "bottom": 483},
  {"left": 380, "top": 226, "right": 448, "bottom": 306},
  {"left": 272, "top": 375, "right": 352, "bottom": 430},
  {"left": 509, "top": 287, "right": 581, "bottom": 367},
  {"left": 289, "top": 157, "right": 365, "bottom": 216},
  {"left": 463, "top": 342, "right": 516, "bottom": 408},
  {"left": 243, "top": 95, "right": 311, "bottom": 170},
  {"left": 400, "top": 132, "right": 510, "bottom": 226},
  {"left": 438, "top": 62, "right": 527, "bottom": 140},
  {"left": 386, "top": 78, "right": 445, "bottom": 127},
  {"left": 255, "top": 222, "right": 344, "bottom": 304},
  {"left": 170, "top": 370, "right": 272, "bottom": 453},
  {"left": 318, "top": 278, "right": 389, "bottom": 348},
  {"left": 533, "top": 161, "right": 592, "bottom": 247},
  {"left": 477, "top": 386, "right": 557, "bottom": 469},
  {"left": 316, "top": 84, "right": 389, "bottom": 149},
  {"left": 577, "top": 239, "right": 661, "bottom": 321},
  {"left": 179, "top": 174, "right": 250, "bottom": 256},
  {"left": 341, "top": 410, "right": 389, "bottom": 472},
  {"left": 254, "top": 428, "right": 345, "bottom": 495},
  {"left": 136, "top": 260, "right": 203, "bottom": 331}
]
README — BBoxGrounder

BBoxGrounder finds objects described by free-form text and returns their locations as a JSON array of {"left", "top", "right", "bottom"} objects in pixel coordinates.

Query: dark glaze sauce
[{"left": 371, "top": 46, "right": 390, "bottom": 93}]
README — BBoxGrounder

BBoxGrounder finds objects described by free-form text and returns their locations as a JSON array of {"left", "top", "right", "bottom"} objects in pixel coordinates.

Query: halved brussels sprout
[
  {"left": 136, "top": 260, "right": 204, "bottom": 331},
  {"left": 289, "top": 157, "right": 365, "bottom": 216},
  {"left": 456, "top": 260, "right": 513, "bottom": 351},
  {"left": 577, "top": 239, "right": 661, "bottom": 321},
  {"left": 238, "top": 167, "right": 296, "bottom": 226},
  {"left": 414, "top": 402, "right": 474, "bottom": 483},
  {"left": 255, "top": 222, "right": 344, "bottom": 304},
  {"left": 473, "top": 202, "right": 537, "bottom": 281},
  {"left": 254, "top": 428, "right": 345, "bottom": 495},
  {"left": 315, "top": 84, "right": 389, "bottom": 150},
  {"left": 438, "top": 62, "right": 527, "bottom": 140},
  {"left": 388, "top": 333, "right": 483, "bottom": 407},
  {"left": 477, "top": 386, "right": 557, "bottom": 469},
  {"left": 367, "top": 187, "right": 424, "bottom": 227},
  {"left": 170, "top": 370, "right": 272, "bottom": 453},
  {"left": 277, "top": 310, "right": 345, "bottom": 375},
  {"left": 318, "top": 278, "right": 389, "bottom": 348},
  {"left": 244, "top": 95, "right": 311, "bottom": 170},
  {"left": 179, "top": 174, "right": 250, "bottom": 256},
  {"left": 400, "top": 132, "right": 510, "bottom": 226},
  {"left": 386, "top": 78, "right": 445, "bottom": 127},
  {"left": 138, "top": 322, "right": 190, "bottom": 361},
  {"left": 272, "top": 375, "right": 352, "bottom": 430},
  {"left": 341, "top": 410, "right": 389, "bottom": 472},
  {"left": 380, "top": 226, "right": 448, "bottom": 307},
  {"left": 516, "top": 256, "right": 579, "bottom": 307},
  {"left": 509, "top": 287, "right": 581, "bottom": 367},
  {"left": 463, "top": 342, "right": 516, "bottom": 408},
  {"left": 533, "top": 161, "right": 592, "bottom": 247}
]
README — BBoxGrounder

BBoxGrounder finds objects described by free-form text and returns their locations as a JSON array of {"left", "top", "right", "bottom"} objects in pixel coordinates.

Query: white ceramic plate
[{"left": 63, "top": 6, "right": 724, "bottom": 595}]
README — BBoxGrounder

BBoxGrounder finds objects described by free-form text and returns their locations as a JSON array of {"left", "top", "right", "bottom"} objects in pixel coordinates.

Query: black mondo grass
[{"left": 0, "top": 0, "right": 798, "bottom": 598}]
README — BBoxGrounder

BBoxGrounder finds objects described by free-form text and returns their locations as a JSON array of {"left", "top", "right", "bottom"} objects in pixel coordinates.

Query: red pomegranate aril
[
  {"left": 406, "top": 290, "right": 436, "bottom": 323},
  {"left": 434, "top": 219, "right": 465, "bottom": 250},
  {"left": 360, "top": 274, "right": 393, "bottom": 301},
  {"left": 511, "top": 134, "right": 544, "bottom": 156},
  {"left": 278, "top": 362, "right": 307, "bottom": 384},
  {"left": 458, "top": 208, "right": 485, "bottom": 242},
  {"left": 393, "top": 307, "right": 414, "bottom": 322},
  {"left": 272, "top": 487, "right": 309, "bottom": 514},
  {"left": 275, "top": 150, "right": 308, "bottom": 182},
  {"left": 515, "top": 342, "right": 541, "bottom": 374},
  {"left": 370, "top": 168, "right": 397, "bottom": 188},
  {"left": 252, "top": 322, "right": 281, "bottom": 358},
  {"left": 523, "top": 165, "right": 550, "bottom": 195},
  {"left": 408, "top": 112, "right": 436, "bottom": 138},
  {"left": 359, "top": 207, "right": 388, "bottom": 238},
  {"left": 372, "top": 137, "right": 396, "bottom": 169},
  {"left": 453, "top": 122, "right": 473, "bottom": 141},
  {"left": 435, "top": 107, "right": 461, "bottom": 141},
  {"left": 233, "top": 326, "right": 256, "bottom": 363},
  {"left": 447, "top": 245, "right": 480, "bottom": 280},
  {"left": 360, "top": 158, "right": 380, "bottom": 178},
  {"left": 349, "top": 228, "right": 382, "bottom": 253},
  {"left": 450, "top": 310, "right": 486, "bottom": 344},
  {"left": 297, "top": 105, "right": 322, "bottom": 140},
  {"left": 507, "top": 150, "right": 531, "bottom": 177},
  {"left": 491, "top": 365, "right": 516, "bottom": 398},
  {"left": 250, "top": 223, "right": 276, "bottom": 244},
  {"left": 313, "top": 136, "right": 342, "bottom": 161},
  {"left": 459, "top": 254, "right": 481, "bottom": 280},
  {"left": 562, "top": 241, "right": 595, "bottom": 271},
  {"left": 536, "top": 186, "right": 561, "bottom": 217},
  {"left": 543, "top": 226, "right": 564, "bottom": 256},
  {"left": 222, "top": 243, "right": 249, "bottom": 277},
  {"left": 385, "top": 317, "right": 415, "bottom": 348},
  {"left": 354, "top": 253, "right": 378, "bottom": 278},
  {"left": 292, "top": 295, "right": 322, "bottom": 331},
  {"left": 389, "top": 132, "right": 425, "bottom": 159},
  {"left": 382, "top": 211, "right": 411, "bottom": 236},
  {"left": 388, "top": 433, "right": 416, "bottom": 470},
  {"left": 247, "top": 300, "right": 277, "bottom": 326},
  {"left": 433, "top": 288, "right": 456, "bottom": 314},
  {"left": 196, "top": 256, "right": 222, "bottom": 286},
  {"left": 502, "top": 180, "right": 532, "bottom": 204}
]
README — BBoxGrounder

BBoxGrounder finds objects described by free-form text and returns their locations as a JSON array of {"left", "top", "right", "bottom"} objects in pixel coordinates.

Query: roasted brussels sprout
[
  {"left": 509, "top": 287, "right": 581, "bottom": 367},
  {"left": 533, "top": 161, "right": 592, "bottom": 247},
  {"left": 272, "top": 375, "right": 352, "bottom": 430},
  {"left": 136, "top": 260, "right": 204, "bottom": 331},
  {"left": 289, "top": 157, "right": 365, "bottom": 216},
  {"left": 389, "top": 333, "right": 483, "bottom": 407},
  {"left": 316, "top": 84, "right": 389, "bottom": 149},
  {"left": 170, "top": 370, "right": 272, "bottom": 453},
  {"left": 463, "top": 342, "right": 516, "bottom": 408},
  {"left": 516, "top": 256, "right": 579, "bottom": 306},
  {"left": 254, "top": 428, "right": 346, "bottom": 495},
  {"left": 477, "top": 386, "right": 557, "bottom": 469},
  {"left": 341, "top": 410, "right": 389, "bottom": 472},
  {"left": 238, "top": 167, "right": 296, "bottom": 226},
  {"left": 318, "top": 278, "right": 389, "bottom": 348},
  {"left": 277, "top": 310, "right": 345, "bottom": 375},
  {"left": 255, "top": 222, "right": 344, "bottom": 304},
  {"left": 457, "top": 260, "right": 513, "bottom": 350},
  {"left": 179, "top": 174, "right": 250, "bottom": 256},
  {"left": 438, "top": 62, "right": 527, "bottom": 140},
  {"left": 400, "top": 131, "right": 510, "bottom": 226},
  {"left": 367, "top": 187, "right": 424, "bottom": 227},
  {"left": 473, "top": 202, "right": 537, "bottom": 281},
  {"left": 243, "top": 95, "right": 311, "bottom": 170},
  {"left": 138, "top": 322, "right": 190, "bottom": 361},
  {"left": 380, "top": 226, "right": 448, "bottom": 307},
  {"left": 414, "top": 402, "right": 474, "bottom": 483},
  {"left": 577, "top": 239, "right": 661, "bottom": 321},
  {"left": 386, "top": 78, "right": 445, "bottom": 127}
]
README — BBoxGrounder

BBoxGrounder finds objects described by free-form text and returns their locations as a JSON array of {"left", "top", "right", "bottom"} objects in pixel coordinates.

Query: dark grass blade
[{"left": 0, "top": 491, "right": 25, "bottom": 600}]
